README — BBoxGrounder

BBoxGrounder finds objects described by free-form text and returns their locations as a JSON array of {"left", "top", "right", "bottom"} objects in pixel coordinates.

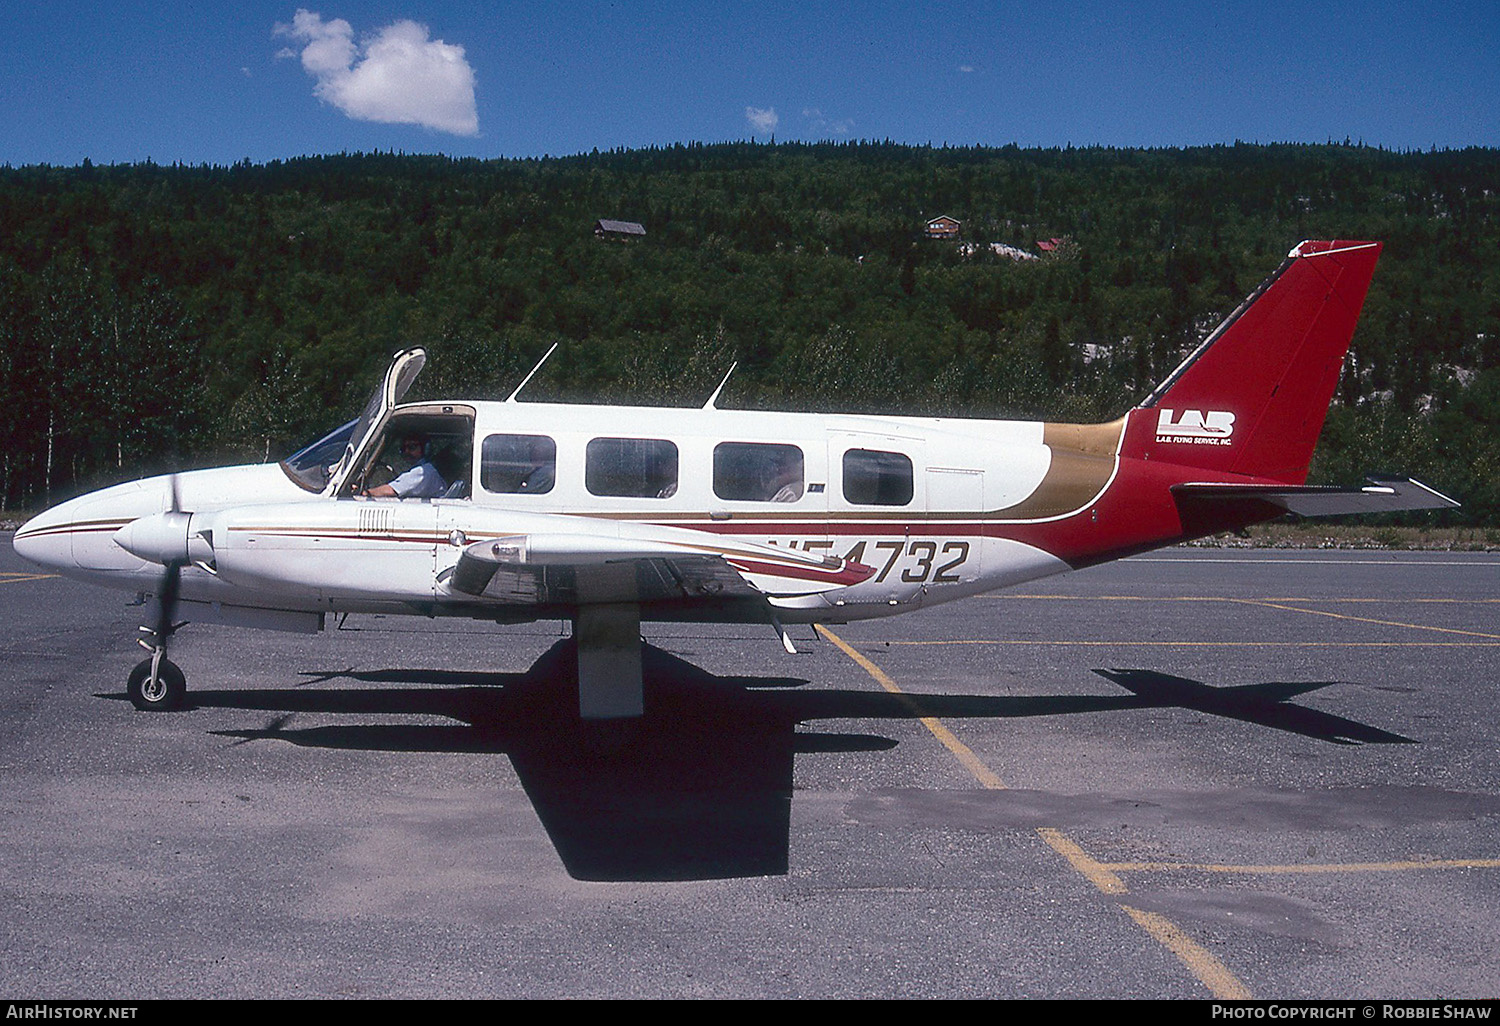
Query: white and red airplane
[{"left": 13, "top": 240, "right": 1456, "bottom": 717}]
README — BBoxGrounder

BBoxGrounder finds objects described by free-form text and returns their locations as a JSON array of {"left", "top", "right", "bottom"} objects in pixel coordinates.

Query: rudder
[{"left": 1127, "top": 240, "right": 1382, "bottom": 484}]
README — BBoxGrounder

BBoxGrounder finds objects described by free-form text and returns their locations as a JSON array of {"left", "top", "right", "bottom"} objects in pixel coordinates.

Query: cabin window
[
  {"left": 713, "top": 442, "right": 804, "bottom": 502},
  {"left": 586, "top": 437, "right": 679, "bottom": 498},
  {"left": 842, "top": 448, "right": 913, "bottom": 506},
  {"left": 480, "top": 434, "right": 556, "bottom": 495}
]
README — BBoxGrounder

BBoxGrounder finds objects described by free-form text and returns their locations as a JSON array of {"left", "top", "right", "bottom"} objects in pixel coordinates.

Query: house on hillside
[
  {"left": 595, "top": 219, "right": 646, "bottom": 240},
  {"left": 924, "top": 215, "right": 961, "bottom": 240}
]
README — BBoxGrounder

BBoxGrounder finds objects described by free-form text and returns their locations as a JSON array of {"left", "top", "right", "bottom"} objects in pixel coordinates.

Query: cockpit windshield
[
  {"left": 278, "top": 348, "right": 429, "bottom": 495},
  {"left": 280, "top": 419, "right": 358, "bottom": 492}
]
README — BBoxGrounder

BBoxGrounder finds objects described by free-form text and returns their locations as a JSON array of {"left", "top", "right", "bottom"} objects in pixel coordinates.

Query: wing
[
  {"left": 446, "top": 547, "right": 762, "bottom": 606},
  {"left": 441, "top": 523, "right": 873, "bottom": 609}
]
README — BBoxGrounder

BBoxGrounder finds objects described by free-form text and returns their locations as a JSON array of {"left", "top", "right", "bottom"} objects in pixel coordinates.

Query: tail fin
[{"left": 1127, "top": 240, "right": 1382, "bottom": 484}]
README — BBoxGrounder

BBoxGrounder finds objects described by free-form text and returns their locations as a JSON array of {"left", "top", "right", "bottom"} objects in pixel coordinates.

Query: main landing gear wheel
[{"left": 127, "top": 657, "right": 186, "bottom": 712}]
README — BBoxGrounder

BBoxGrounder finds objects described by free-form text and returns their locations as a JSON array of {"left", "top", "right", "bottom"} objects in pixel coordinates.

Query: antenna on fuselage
[
  {"left": 505, "top": 343, "right": 559, "bottom": 403},
  {"left": 703, "top": 361, "right": 738, "bottom": 410}
]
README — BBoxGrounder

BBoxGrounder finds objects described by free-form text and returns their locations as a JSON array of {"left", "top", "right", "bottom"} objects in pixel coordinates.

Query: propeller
[
  {"left": 141, "top": 474, "right": 185, "bottom": 672},
  {"left": 112, "top": 473, "right": 197, "bottom": 709},
  {"left": 160, "top": 473, "right": 184, "bottom": 612}
]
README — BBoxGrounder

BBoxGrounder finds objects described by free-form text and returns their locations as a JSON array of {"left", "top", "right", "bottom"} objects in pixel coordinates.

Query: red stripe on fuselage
[{"left": 726, "top": 557, "right": 875, "bottom": 586}]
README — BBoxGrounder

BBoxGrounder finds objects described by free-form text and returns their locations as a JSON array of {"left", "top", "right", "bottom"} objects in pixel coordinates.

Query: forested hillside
[{"left": 1, "top": 142, "right": 1496, "bottom": 521}]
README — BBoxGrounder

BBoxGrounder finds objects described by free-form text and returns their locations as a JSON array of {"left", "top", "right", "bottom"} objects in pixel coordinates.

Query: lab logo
[{"left": 1156, "top": 408, "right": 1235, "bottom": 445}]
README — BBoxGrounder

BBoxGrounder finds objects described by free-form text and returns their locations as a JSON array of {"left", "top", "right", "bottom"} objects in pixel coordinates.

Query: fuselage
[{"left": 15, "top": 399, "right": 1164, "bottom": 625}]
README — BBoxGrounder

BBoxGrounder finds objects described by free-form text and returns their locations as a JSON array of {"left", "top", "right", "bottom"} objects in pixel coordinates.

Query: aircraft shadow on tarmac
[{"left": 127, "top": 640, "right": 1412, "bottom": 882}]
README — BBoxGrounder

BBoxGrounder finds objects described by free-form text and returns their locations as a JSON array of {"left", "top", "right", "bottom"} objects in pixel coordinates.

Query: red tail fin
[{"left": 1125, "top": 240, "right": 1382, "bottom": 484}]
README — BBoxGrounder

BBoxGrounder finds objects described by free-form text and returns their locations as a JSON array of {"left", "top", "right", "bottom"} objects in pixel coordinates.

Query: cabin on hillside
[
  {"left": 595, "top": 219, "right": 647, "bottom": 240},
  {"left": 924, "top": 215, "right": 962, "bottom": 240}
]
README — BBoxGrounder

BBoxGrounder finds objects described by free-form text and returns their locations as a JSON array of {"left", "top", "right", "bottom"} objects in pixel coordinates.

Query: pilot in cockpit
[{"left": 365, "top": 434, "right": 447, "bottom": 499}]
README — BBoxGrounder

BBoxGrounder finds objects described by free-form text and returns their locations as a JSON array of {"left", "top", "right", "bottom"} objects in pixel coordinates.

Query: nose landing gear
[
  {"left": 127, "top": 625, "right": 186, "bottom": 711},
  {"left": 127, "top": 655, "right": 186, "bottom": 711}
]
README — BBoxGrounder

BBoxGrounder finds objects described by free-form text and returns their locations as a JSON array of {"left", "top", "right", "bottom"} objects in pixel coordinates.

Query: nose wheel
[{"left": 127, "top": 655, "right": 186, "bottom": 711}]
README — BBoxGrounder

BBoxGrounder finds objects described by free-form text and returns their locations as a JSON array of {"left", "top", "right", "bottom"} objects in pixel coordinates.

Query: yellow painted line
[
  {"left": 981, "top": 593, "right": 1500, "bottom": 638},
  {"left": 1227, "top": 598, "right": 1500, "bottom": 641},
  {"left": 0, "top": 573, "right": 57, "bottom": 584},
  {"left": 816, "top": 624, "right": 1251, "bottom": 1000},
  {"left": 816, "top": 624, "right": 1005, "bottom": 790},
  {"left": 1119, "top": 905, "right": 1252, "bottom": 1001},
  {"left": 994, "top": 594, "right": 1500, "bottom": 604},
  {"left": 885, "top": 640, "right": 1500, "bottom": 647},
  {"left": 1101, "top": 858, "right": 1500, "bottom": 875},
  {"left": 1036, "top": 827, "right": 1127, "bottom": 894},
  {"left": 1268, "top": 598, "right": 1500, "bottom": 604}
]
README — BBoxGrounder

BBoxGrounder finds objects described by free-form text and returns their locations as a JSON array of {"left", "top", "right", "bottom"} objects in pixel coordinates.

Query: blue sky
[{"left": 3, "top": 1, "right": 1497, "bottom": 166}]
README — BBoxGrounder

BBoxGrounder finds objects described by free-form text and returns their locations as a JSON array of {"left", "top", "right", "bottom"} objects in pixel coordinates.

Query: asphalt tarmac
[{"left": 2, "top": 534, "right": 1497, "bottom": 999}]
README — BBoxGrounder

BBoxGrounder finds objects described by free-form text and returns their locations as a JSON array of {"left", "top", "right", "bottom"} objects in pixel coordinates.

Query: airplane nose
[
  {"left": 12, "top": 480, "right": 166, "bottom": 574},
  {"left": 12, "top": 507, "right": 73, "bottom": 571}
]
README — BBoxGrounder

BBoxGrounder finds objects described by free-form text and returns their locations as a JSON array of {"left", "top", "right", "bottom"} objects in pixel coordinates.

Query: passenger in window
[
  {"left": 770, "top": 450, "right": 803, "bottom": 502},
  {"left": 519, "top": 437, "right": 555, "bottom": 493}
]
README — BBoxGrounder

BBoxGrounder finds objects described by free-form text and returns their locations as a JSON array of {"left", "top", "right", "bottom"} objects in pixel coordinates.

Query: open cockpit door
[{"left": 325, "top": 348, "right": 427, "bottom": 496}]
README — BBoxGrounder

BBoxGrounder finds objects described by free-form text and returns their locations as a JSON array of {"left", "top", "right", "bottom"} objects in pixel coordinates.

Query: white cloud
[
  {"left": 745, "top": 106, "right": 779, "bottom": 135},
  {"left": 802, "top": 108, "right": 853, "bottom": 137},
  {"left": 958, "top": 64, "right": 975, "bottom": 73},
  {"left": 276, "top": 10, "right": 479, "bottom": 136}
]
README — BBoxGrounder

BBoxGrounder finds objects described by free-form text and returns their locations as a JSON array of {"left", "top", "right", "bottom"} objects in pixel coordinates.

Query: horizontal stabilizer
[{"left": 1173, "top": 476, "right": 1459, "bottom": 518}]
